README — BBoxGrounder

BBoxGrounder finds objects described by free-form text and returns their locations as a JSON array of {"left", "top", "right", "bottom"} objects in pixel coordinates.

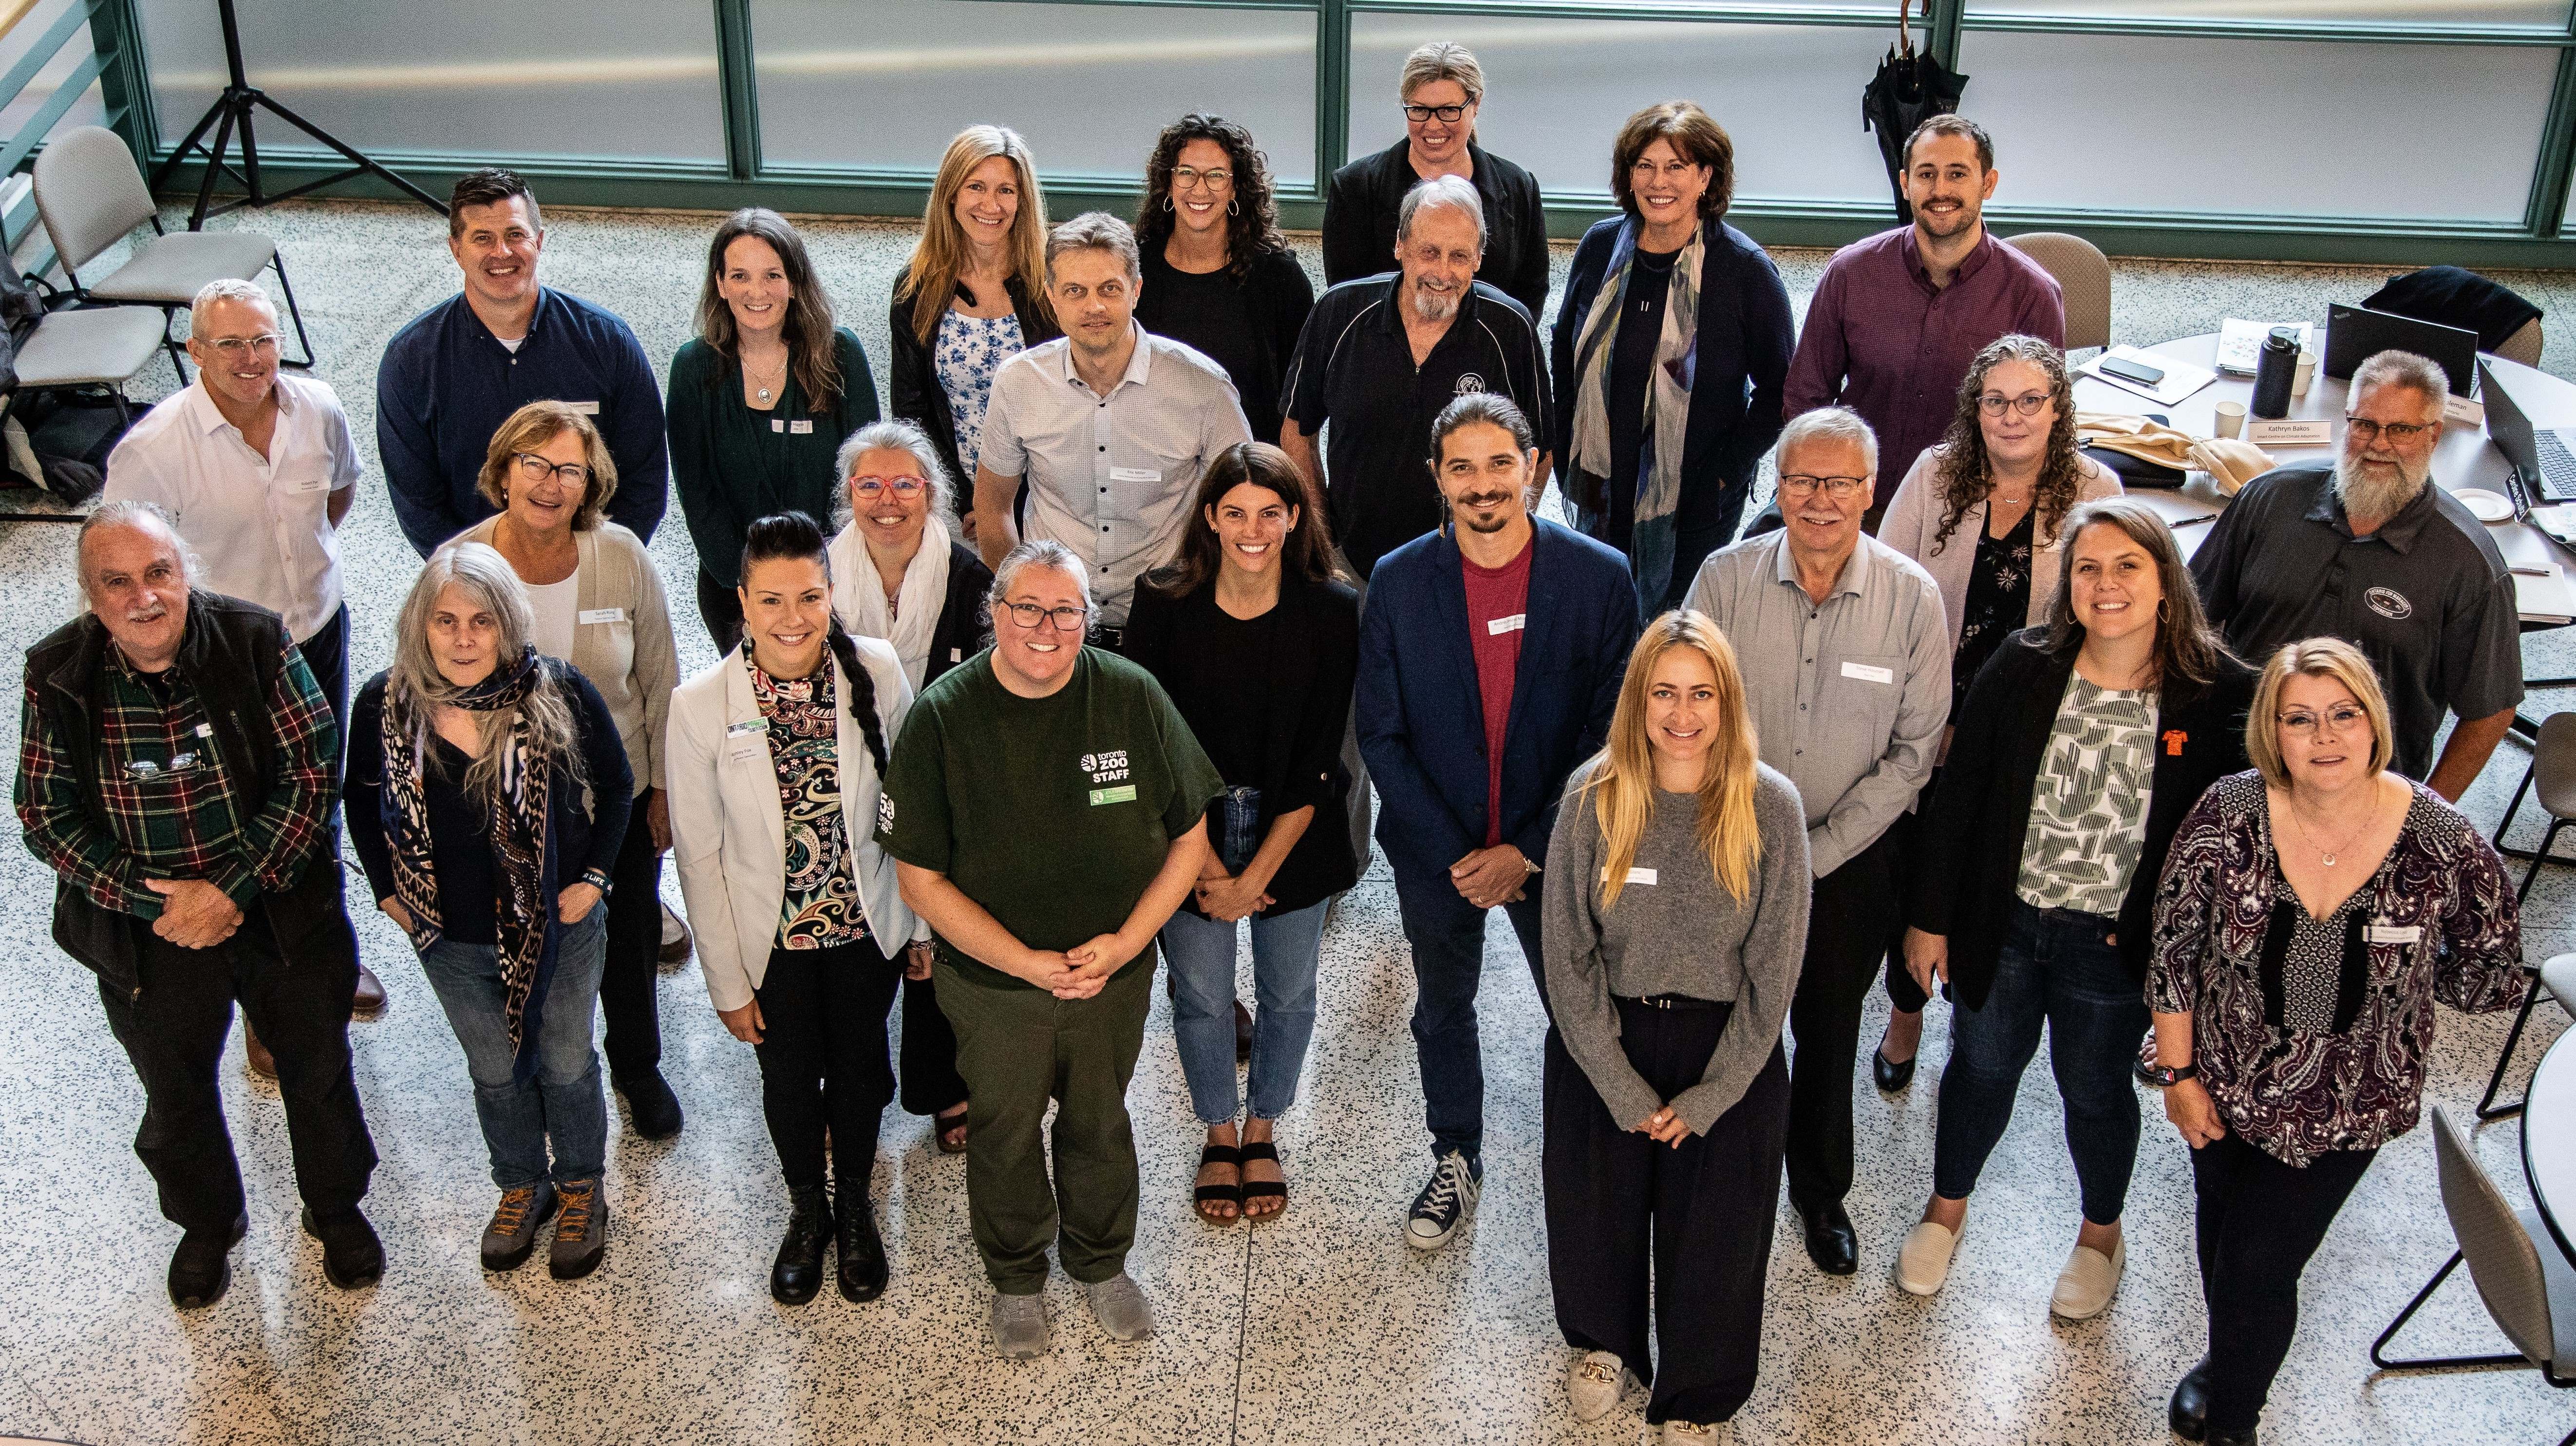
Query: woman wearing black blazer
[
  {"left": 1551, "top": 102, "right": 1794, "bottom": 617},
  {"left": 1894, "top": 498, "right": 2254, "bottom": 1321}
]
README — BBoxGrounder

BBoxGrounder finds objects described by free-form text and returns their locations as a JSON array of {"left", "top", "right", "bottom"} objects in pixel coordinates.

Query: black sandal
[
  {"left": 1194, "top": 1143, "right": 1242, "bottom": 1223},
  {"left": 935, "top": 1105, "right": 970, "bottom": 1155},
  {"left": 1237, "top": 1140, "right": 1287, "bottom": 1222}
]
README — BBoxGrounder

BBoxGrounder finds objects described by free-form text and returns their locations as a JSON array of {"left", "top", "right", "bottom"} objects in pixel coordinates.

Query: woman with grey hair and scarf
[{"left": 346, "top": 542, "right": 633, "bottom": 1281}]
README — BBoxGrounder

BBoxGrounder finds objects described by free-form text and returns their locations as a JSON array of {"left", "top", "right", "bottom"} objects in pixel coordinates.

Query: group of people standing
[{"left": 11, "top": 44, "right": 2539, "bottom": 1446}]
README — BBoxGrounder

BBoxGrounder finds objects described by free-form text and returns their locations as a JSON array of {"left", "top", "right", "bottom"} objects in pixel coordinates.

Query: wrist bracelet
[{"left": 581, "top": 868, "right": 612, "bottom": 894}]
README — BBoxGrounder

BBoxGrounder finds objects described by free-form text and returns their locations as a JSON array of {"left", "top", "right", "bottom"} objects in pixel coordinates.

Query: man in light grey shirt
[
  {"left": 1685, "top": 406, "right": 1947, "bottom": 1278},
  {"left": 974, "top": 212, "right": 1252, "bottom": 637}
]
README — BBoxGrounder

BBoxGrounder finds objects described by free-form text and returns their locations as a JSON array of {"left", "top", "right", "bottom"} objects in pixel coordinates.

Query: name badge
[
  {"left": 1602, "top": 866, "right": 1657, "bottom": 886},
  {"left": 1108, "top": 467, "right": 1161, "bottom": 484},
  {"left": 728, "top": 743, "right": 762, "bottom": 763},
  {"left": 564, "top": 400, "right": 600, "bottom": 416},
  {"left": 771, "top": 418, "right": 785, "bottom": 433},
  {"left": 578, "top": 607, "right": 626, "bottom": 625},
  {"left": 1088, "top": 784, "right": 1138, "bottom": 807},
  {"left": 2367, "top": 923, "right": 2423, "bottom": 945},
  {"left": 1841, "top": 660, "right": 1895, "bottom": 684},
  {"left": 949, "top": 647, "right": 963, "bottom": 663},
  {"left": 285, "top": 472, "right": 334, "bottom": 494},
  {"left": 1487, "top": 613, "right": 1526, "bottom": 636},
  {"left": 790, "top": 419, "right": 814, "bottom": 434},
  {"left": 726, "top": 718, "right": 768, "bottom": 737},
  {"left": 194, "top": 723, "right": 213, "bottom": 738}
]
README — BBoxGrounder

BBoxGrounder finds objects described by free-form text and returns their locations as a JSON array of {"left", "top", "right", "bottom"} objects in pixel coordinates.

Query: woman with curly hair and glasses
[{"left": 1132, "top": 113, "right": 1314, "bottom": 448}]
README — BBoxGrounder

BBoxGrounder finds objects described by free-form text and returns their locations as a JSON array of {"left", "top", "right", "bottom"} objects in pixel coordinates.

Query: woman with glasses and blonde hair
[
  {"left": 456, "top": 400, "right": 683, "bottom": 1142},
  {"left": 347, "top": 542, "right": 633, "bottom": 1281},
  {"left": 1132, "top": 114, "right": 1312, "bottom": 449},
  {"left": 889, "top": 126, "right": 1062, "bottom": 503},
  {"left": 1540, "top": 610, "right": 1809, "bottom": 1441},
  {"left": 1869, "top": 333, "right": 2121, "bottom": 1090},
  {"left": 2148, "top": 637, "right": 2524, "bottom": 1446}
]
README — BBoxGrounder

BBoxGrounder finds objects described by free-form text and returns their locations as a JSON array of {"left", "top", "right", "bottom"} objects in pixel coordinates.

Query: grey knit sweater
[{"left": 1541, "top": 758, "right": 1811, "bottom": 1134}]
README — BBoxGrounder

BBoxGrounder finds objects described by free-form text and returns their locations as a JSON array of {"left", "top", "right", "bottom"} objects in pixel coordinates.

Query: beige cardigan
[
  {"left": 457, "top": 516, "right": 677, "bottom": 793},
  {"left": 1875, "top": 444, "right": 2122, "bottom": 649}
]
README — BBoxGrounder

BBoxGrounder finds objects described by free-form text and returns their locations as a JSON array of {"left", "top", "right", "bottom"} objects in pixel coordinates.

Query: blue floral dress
[{"left": 934, "top": 309, "right": 1024, "bottom": 475}]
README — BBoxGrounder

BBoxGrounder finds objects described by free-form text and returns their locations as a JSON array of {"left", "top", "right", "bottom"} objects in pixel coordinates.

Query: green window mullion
[{"left": 715, "top": 0, "right": 761, "bottom": 181}]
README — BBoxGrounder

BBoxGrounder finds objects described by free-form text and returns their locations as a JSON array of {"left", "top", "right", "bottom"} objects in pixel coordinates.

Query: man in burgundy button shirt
[{"left": 1782, "top": 115, "right": 2064, "bottom": 532}]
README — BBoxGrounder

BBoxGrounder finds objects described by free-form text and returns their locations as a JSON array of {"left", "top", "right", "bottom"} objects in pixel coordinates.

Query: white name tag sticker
[
  {"left": 1841, "top": 660, "right": 1895, "bottom": 684},
  {"left": 2367, "top": 923, "right": 2424, "bottom": 945},
  {"left": 284, "top": 473, "right": 333, "bottom": 494},
  {"left": 727, "top": 743, "right": 762, "bottom": 763},
  {"left": 194, "top": 723, "right": 213, "bottom": 738},
  {"left": 578, "top": 607, "right": 626, "bottom": 625},
  {"left": 1108, "top": 467, "right": 1161, "bottom": 484},
  {"left": 770, "top": 418, "right": 785, "bottom": 433},
  {"left": 1487, "top": 613, "right": 1527, "bottom": 636},
  {"left": 564, "top": 400, "right": 600, "bottom": 416},
  {"left": 726, "top": 718, "right": 768, "bottom": 737},
  {"left": 949, "top": 647, "right": 963, "bottom": 663},
  {"left": 790, "top": 419, "right": 814, "bottom": 434},
  {"left": 1625, "top": 867, "right": 1657, "bottom": 885}
]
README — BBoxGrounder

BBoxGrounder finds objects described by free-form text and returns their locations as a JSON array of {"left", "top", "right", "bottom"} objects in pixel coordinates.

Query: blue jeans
[
  {"left": 1392, "top": 862, "right": 1546, "bottom": 1169},
  {"left": 420, "top": 903, "right": 610, "bottom": 1191},
  {"left": 1160, "top": 901, "right": 1327, "bottom": 1124},
  {"left": 1931, "top": 899, "right": 2150, "bottom": 1224}
]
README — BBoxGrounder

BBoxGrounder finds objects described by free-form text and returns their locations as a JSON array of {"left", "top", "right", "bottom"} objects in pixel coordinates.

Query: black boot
[
  {"left": 771, "top": 1185, "right": 833, "bottom": 1305},
  {"left": 837, "top": 1195, "right": 888, "bottom": 1303},
  {"left": 2168, "top": 1358, "right": 2213, "bottom": 1443}
]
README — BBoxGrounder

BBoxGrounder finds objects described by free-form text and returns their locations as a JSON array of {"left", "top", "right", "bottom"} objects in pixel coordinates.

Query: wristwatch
[{"left": 2142, "top": 1062, "right": 2199, "bottom": 1088}]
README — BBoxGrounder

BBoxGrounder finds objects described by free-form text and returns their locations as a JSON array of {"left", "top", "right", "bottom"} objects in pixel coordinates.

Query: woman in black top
[
  {"left": 1132, "top": 113, "right": 1314, "bottom": 447},
  {"left": 1126, "top": 443, "right": 1358, "bottom": 1223}
]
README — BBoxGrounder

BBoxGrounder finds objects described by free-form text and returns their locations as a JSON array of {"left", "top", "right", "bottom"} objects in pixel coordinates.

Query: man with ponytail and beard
[{"left": 2188, "top": 347, "right": 2521, "bottom": 800}]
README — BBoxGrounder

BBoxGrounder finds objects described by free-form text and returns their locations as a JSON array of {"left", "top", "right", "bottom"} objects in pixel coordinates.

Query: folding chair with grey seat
[
  {"left": 2370, "top": 1106, "right": 2576, "bottom": 1446},
  {"left": 2001, "top": 231, "right": 2110, "bottom": 353},
  {"left": 2483, "top": 713, "right": 2576, "bottom": 1118},
  {"left": 0, "top": 301, "right": 165, "bottom": 523},
  {"left": 31, "top": 126, "right": 314, "bottom": 379}
]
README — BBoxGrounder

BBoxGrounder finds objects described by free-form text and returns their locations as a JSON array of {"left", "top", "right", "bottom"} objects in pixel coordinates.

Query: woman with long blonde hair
[{"left": 1538, "top": 609, "right": 1810, "bottom": 1441}]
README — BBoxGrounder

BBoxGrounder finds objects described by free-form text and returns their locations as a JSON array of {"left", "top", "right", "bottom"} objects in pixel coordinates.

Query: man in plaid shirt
[{"left": 16, "top": 501, "right": 380, "bottom": 1308}]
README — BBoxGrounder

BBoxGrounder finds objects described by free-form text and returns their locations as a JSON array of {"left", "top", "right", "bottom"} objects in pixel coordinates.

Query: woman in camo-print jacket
[{"left": 2144, "top": 636, "right": 2523, "bottom": 1446}]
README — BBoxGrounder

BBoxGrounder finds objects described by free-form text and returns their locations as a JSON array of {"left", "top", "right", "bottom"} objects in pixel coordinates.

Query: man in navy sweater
[
  {"left": 1358, "top": 392, "right": 1639, "bottom": 1254},
  {"left": 376, "top": 168, "right": 667, "bottom": 556}
]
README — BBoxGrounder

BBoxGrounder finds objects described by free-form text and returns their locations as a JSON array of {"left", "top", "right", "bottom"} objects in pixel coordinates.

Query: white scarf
[{"left": 829, "top": 515, "right": 952, "bottom": 691}]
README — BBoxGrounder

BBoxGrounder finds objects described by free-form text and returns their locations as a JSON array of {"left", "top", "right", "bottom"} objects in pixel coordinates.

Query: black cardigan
[
  {"left": 1133, "top": 245, "right": 1314, "bottom": 446},
  {"left": 1321, "top": 139, "right": 1550, "bottom": 326},
  {"left": 1909, "top": 631, "right": 2257, "bottom": 1008},
  {"left": 885, "top": 272, "right": 1062, "bottom": 489},
  {"left": 1122, "top": 570, "right": 1361, "bottom": 915},
  {"left": 923, "top": 539, "right": 996, "bottom": 689}
]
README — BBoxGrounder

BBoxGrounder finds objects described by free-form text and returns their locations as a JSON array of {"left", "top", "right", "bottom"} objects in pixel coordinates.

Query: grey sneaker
[
  {"left": 547, "top": 1178, "right": 608, "bottom": 1280},
  {"left": 990, "top": 1291, "right": 1050, "bottom": 1358},
  {"left": 480, "top": 1182, "right": 558, "bottom": 1272},
  {"left": 1085, "top": 1272, "right": 1155, "bottom": 1341},
  {"left": 1405, "top": 1150, "right": 1481, "bottom": 1250}
]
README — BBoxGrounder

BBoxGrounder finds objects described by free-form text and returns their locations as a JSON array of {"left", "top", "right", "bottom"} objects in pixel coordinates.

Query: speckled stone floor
[{"left": 0, "top": 198, "right": 2570, "bottom": 1446}]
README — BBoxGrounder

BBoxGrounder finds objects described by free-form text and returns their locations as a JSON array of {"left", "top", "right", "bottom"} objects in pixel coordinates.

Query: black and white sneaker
[{"left": 1405, "top": 1149, "right": 1481, "bottom": 1250}]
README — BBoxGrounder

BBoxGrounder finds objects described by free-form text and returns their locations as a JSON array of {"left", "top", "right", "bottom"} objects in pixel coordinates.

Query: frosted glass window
[
  {"left": 1968, "top": 0, "right": 2568, "bottom": 24},
  {"left": 1960, "top": 32, "right": 2556, "bottom": 221},
  {"left": 1347, "top": 15, "right": 1900, "bottom": 205},
  {"left": 754, "top": 0, "right": 1317, "bottom": 186},
  {"left": 0, "top": 0, "right": 105, "bottom": 143},
  {"left": 134, "top": 0, "right": 725, "bottom": 163}
]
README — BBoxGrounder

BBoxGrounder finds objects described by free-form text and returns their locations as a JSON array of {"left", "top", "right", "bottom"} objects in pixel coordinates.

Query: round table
[{"left": 2527, "top": 1028, "right": 2576, "bottom": 1264}]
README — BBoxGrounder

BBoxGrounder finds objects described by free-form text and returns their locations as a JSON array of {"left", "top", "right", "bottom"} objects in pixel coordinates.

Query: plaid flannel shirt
[{"left": 15, "top": 623, "right": 338, "bottom": 920}]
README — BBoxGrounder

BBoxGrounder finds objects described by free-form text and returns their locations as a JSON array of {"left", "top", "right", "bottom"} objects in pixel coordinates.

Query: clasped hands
[
  {"left": 1450, "top": 844, "right": 1532, "bottom": 910},
  {"left": 1016, "top": 929, "right": 1145, "bottom": 999},
  {"left": 1633, "top": 1103, "right": 1696, "bottom": 1148},
  {"left": 145, "top": 878, "right": 242, "bottom": 949}
]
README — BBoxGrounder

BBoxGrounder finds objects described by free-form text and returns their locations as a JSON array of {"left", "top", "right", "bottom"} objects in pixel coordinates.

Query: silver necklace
[
  {"left": 746, "top": 353, "right": 788, "bottom": 405},
  {"left": 2286, "top": 789, "right": 2374, "bottom": 868}
]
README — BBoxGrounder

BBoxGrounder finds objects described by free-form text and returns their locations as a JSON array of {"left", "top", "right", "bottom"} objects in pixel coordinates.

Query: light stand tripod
[{"left": 146, "top": 0, "right": 448, "bottom": 230}]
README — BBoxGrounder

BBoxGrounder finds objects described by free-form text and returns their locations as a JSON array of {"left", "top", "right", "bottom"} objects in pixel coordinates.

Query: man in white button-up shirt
[{"left": 972, "top": 212, "right": 1251, "bottom": 638}]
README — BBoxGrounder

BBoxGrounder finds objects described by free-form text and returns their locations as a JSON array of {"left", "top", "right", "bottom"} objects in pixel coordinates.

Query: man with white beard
[{"left": 2190, "top": 348, "right": 2522, "bottom": 797}]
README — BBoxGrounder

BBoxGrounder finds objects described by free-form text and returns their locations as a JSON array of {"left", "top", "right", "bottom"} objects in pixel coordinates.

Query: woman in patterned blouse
[
  {"left": 2147, "top": 637, "right": 2525, "bottom": 1446},
  {"left": 1897, "top": 499, "right": 2253, "bottom": 1321}
]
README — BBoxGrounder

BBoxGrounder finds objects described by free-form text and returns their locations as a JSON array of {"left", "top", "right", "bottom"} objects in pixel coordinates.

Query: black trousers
[
  {"left": 295, "top": 603, "right": 351, "bottom": 743},
  {"left": 1880, "top": 797, "right": 1933, "bottom": 1014},
  {"left": 1544, "top": 1004, "right": 1790, "bottom": 1426},
  {"left": 2191, "top": 1131, "right": 2379, "bottom": 1434},
  {"left": 600, "top": 795, "right": 666, "bottom": 1081},
  {"left": 1785, "top": 829, "right": 1902, "bottom": 1209},
  {"left": 96, "top": 912, "right": 376, "bottom": 1229},
  {"left": 752, "top": 937, "right": 901, "bottom": 1196},
  {"left": 696, "top": 570, "right": 744, "bottom": 658},
  {"left": 899, "top": 970, "right": 970, "bottom": 1117}
]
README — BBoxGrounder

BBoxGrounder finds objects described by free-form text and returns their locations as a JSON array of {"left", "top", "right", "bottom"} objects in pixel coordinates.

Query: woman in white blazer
[{"left": 666, "top": 511, "right": 928, "bottom": 1309}]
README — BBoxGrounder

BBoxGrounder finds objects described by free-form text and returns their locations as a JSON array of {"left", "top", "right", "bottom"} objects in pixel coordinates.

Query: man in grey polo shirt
[
  {"left": 2191, "top": 347, "right": 2521, "bottom": 799},
  {"left": 974, "top": 212, "right": 1253, "bottom": 642},
  {"left": 1685, "top": 406, "right": 1948, "bottom": 1277}
]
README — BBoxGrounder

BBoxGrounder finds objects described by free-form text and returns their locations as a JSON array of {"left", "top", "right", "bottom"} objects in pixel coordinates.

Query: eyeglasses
[
  {"left": 2344, "top": 416, "right": 2437, "bottom": 445},
  {"left": 1401, "top": 103, "right": 1468, "bottom": 123},
  {"left": 1777, "top": 474, "right": 1869, "bottom": 500},
  {"left": 1977, "top": 392, "right": 2052, "bottom": 418},
  {"left": 124, "top": 750, "right": 205, "bottom": 780},
  {"left": 200, "top": 334, "right": 282, "bottom": 357},
  {"left": 849, "top": 475, "right": 926, "bottom": 499},
  {"left": 997, "top": 600, "right": 1090, "bottom": 633},
  {"left": 513, "top": 452, "right": 591, "bottom": 487},
  {"left": 1170, "top": 166, "right": 1233, "bottom": 192},
  {"left": 2277, "top": 704, "right": 2369, "bottom": 737}
]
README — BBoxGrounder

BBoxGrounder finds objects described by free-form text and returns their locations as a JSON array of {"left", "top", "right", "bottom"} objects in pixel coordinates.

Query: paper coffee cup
[
  {"left": 2292, "top": 353, "right": 2317, "bottom": 399},
  {"left": 2214, "top": 401, "right": 2246, "bottom": 438}
]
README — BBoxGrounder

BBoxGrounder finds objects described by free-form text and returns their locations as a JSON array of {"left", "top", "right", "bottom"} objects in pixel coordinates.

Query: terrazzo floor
[{"left": 0, "top": 198, "right": 2571, "bottom": 1445}]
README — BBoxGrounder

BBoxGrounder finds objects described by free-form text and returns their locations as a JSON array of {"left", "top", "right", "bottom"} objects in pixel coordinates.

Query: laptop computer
[
  {"left": 2481, "top": 358, "right": 2576, "bottom": 504},
  {"left": 2325, "top": 303, "right": 2479, "bottom": 397}
]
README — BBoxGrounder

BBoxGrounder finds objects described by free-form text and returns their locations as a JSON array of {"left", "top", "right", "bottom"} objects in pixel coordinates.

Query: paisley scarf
[{"left": 1568, "top": 219, "right": 1704, "bottom": 611}]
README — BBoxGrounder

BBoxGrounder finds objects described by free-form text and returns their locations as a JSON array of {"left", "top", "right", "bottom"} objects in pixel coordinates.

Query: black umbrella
[{"left": 1862, "top": 0, "right": 1969, "bottom": 225}]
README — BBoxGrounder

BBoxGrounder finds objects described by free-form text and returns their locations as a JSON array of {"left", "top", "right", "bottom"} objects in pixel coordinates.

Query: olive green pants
[{"left": 935, "top": 951, "right": 1155, "bottom": 1294}]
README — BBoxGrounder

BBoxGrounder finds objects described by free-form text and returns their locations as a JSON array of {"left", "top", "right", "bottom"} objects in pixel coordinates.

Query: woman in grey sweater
[{"left": 1541, "top": 609, "right": 1810, "bottom": 1442}]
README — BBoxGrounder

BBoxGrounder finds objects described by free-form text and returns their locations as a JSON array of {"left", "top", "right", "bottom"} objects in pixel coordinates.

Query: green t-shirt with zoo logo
[{"left": 876, "top": 647, "right": 1223, "bottom": 989}]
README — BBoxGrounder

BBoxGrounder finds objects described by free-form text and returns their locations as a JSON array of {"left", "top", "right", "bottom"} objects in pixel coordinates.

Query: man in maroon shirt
[{"left": 1782, "top": 115, "right": 2064, "bottom": 532}]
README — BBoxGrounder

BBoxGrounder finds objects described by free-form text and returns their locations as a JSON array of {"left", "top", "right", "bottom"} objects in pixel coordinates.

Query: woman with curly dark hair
[
  {"left": 1133, "top": 114, "right": 1314, "bottom": 446},
  {"left": 1869, "top": 334, "right": 2119, "bottom": 1081}
]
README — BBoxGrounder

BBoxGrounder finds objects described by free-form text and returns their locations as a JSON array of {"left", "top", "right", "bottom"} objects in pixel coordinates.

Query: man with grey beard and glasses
[{"left": 2189, "top": 348, "right": 2522, "bottom": 798}]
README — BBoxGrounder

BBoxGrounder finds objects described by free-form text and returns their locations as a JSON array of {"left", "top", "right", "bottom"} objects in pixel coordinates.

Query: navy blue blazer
[{"left": 1357, "top": 518, "right": 1641, "bottom": 878}]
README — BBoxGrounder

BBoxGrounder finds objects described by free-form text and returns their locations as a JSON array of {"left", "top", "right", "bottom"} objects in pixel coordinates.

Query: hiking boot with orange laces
[
  {"left": 547, "top": 1178, "right": 609, "bottom": 1280},
  {"left": 480, "top": 1182, "right": 558, "bottom": 1272}
]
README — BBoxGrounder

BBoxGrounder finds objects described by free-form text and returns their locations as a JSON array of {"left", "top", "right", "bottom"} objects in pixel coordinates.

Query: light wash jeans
[
  {"left": 420, "top": 902, "right": 610, "bottom": 1190},
  {"left": 1159, "top": 901, "right": 1327, "bottom": 1124}
]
